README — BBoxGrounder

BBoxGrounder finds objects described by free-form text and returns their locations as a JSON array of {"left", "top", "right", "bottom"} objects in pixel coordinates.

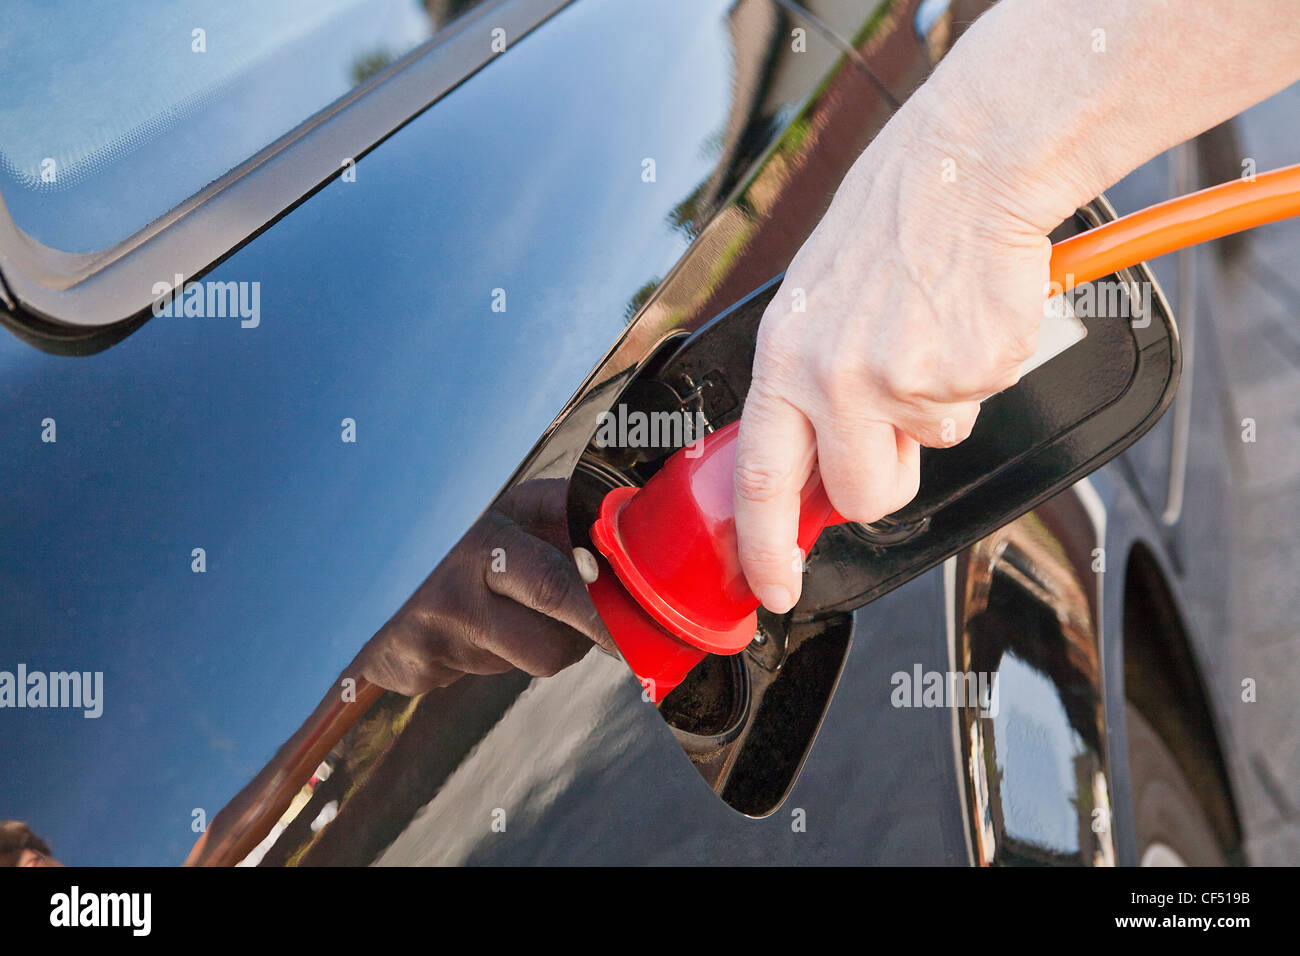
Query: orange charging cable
[{"left": 1050, "top": 162, "right": 1300, "bottom": 289}]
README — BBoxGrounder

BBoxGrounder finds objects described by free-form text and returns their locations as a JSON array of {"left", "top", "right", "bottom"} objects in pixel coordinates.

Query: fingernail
[
  {"left": 758, "top": 585, "right": 794, "bottom": 614},
  {"left": 572, "top": 546, "right": 599, "bottom": 584}
]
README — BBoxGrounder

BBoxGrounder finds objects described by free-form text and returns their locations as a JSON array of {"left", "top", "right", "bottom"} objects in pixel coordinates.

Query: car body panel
[
  {"left": 0, "top": 0, "right": 1235, "bottom": 866},
  {"left": 0, "top": 0, "right": 902, "bottom": 867}
]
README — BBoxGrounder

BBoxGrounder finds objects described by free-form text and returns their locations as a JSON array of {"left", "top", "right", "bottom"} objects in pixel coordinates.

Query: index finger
[{"left": 733, "top": 386, "right": 816, "bottom": 614}]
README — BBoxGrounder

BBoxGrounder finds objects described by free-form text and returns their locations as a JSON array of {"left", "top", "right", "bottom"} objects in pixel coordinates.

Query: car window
[{"left": 0, "top": 0, "right": 487, "bottom": 253}]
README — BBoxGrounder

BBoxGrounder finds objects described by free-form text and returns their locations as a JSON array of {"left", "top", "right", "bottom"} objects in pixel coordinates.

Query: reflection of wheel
[{"left": 1127, "top": 704, "right": 1226, "bottom": 866}]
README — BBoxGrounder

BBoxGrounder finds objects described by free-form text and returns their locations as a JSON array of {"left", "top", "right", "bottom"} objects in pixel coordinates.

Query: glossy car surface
[{"left": 1, "top": 0, "right": 1241, "bottom": 865}]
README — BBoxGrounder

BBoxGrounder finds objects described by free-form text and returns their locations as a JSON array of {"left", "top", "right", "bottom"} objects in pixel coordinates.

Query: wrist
[
  {"left": 899, "top": 0, "right": 1150, "bottom": 236},
  {"left": 904, "top": 73, "right": 1094, "bottom": 237}
]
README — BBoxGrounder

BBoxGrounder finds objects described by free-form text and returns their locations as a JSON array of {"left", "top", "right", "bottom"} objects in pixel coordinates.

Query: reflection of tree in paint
[
  {"left": 351, "top": 0, "right": 491, "bottom": 84},
  {"left": 424, "top": 0, "right": 482, "bottom": 25},
  {"left": 350, "top": 48, "right": 394, "bottom": 85},
  {"left": 624, "top": 277, "right": 660, "bottom": 322}
]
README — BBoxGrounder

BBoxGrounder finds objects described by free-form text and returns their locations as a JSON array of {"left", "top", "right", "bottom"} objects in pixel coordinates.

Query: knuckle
[
  {"left": 366, "top": 644, "right": 436, "bottom": 696},
  {"left": 942, "top": 371, "right": 987, "bottom": 401},
  {"left": 479, "top": 515, "right": 517, "bottom": 561},
  {"left": 468, "top": 650, "right": 514, "bottom": 676},
  {"left": 840, "top": 502, "right": 892, "bottom": 526},
  {"left": 406, "top": 661, "right": 448, "bottom": 694},
  {"left": 518, "top": 634, "right": 579, "bottom": 678},
  {"left": 925, "top": 407, "right": 978, "bottom": 448},
  {"left": 880, "top": 349, "right": 936, "bottom": 406},
  {"left": 530, "top": 560, "right": 578, "bottom": 617},
  {"left": 897, "top": 405, "right": 950, "bottom": 446},
  {"left": 895, "top": 467, "right": 921, "bottom": 508},
  {"left": 733, "top": 459, "right": 790, "bottom": 504},
  {"left": 514, "top": 632, "right": 582, "bottom": 686},
  {"left": 740, "top": 540, "right": 794, "bottom": 577},
  {"left": 813, "top": 346, "right": 865, "bottom": 396},
  {"left": 993, "top": 365, "right": 1023, "bottom": 393},
  {"left": 362, "top": 649, "right": 402, "bottom": 691},
  {"left": 951, "top": 402, "right": 979, "bottom": 432},
  {"left": 403, "top": 599, "right": 442, "bottom": 640},
  {"left": 826, "top": 475, "right": 891, "bottom": 526},
  {"left": 927, "top": 421, "right": 959, "bottom": 448},
  {"left": 947, "top": 352, "right": 1016, "bottom": 400}
]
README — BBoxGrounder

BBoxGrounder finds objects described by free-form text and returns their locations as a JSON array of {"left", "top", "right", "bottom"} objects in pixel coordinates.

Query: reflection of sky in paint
[
  {"left": 992, "top": 652, "right": 1084, "bottom": 854},
  {"left": 0, "top": 0, "right": 735, "bottom": 864},
  {"left": 0, "top": 0, "right": 434, "bottom": 251}
]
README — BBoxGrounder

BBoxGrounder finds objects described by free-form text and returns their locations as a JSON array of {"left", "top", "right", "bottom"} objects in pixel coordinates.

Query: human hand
[
  {"left": 359, "top": 478, "right": 612, "bottom": 695},
  {"left": 733, "top": 89, "right": 1066, "bottom": 614}
]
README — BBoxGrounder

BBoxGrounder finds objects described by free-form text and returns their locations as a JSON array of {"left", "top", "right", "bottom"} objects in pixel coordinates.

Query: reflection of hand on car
[
  {"left": 358, "top": 478, "right": 613, "bottom": 696},
  {"left": 186, "top": 478, "right": 612, "bottom": 865}
]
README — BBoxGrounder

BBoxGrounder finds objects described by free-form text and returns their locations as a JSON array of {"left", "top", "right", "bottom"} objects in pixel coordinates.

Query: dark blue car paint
[{"left": 0, "top": 0, "right": 1235, "bottom": 865}]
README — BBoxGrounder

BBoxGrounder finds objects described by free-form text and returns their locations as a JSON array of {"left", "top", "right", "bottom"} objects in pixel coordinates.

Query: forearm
[
  {"left": 911, "top": 0, "right": 1300, "bottom": 233},
  {"left": 734, "top": 0, "right": 1299, "bottom": 608}
]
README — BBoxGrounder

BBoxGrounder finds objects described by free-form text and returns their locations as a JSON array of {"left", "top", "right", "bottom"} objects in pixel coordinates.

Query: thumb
[{"left": 733, "top": 388, "right": 816, "bottom": 614}]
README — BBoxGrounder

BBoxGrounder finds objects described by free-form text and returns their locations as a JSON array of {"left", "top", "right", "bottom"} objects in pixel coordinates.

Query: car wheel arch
[{"left": 1119, "top": 540, "right": 1244, "bottom": 863}]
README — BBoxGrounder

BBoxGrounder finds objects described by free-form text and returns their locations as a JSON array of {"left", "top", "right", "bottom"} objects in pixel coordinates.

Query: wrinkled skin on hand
[
  {"left": 732, "top": 0, "right": 1300, "bottom": 616},
  {"left": 734, "top": 96, "right": 1053, "bottom": 615},
  {"left": 359, "top": 478, "right": 613, "bottom": 696}
]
